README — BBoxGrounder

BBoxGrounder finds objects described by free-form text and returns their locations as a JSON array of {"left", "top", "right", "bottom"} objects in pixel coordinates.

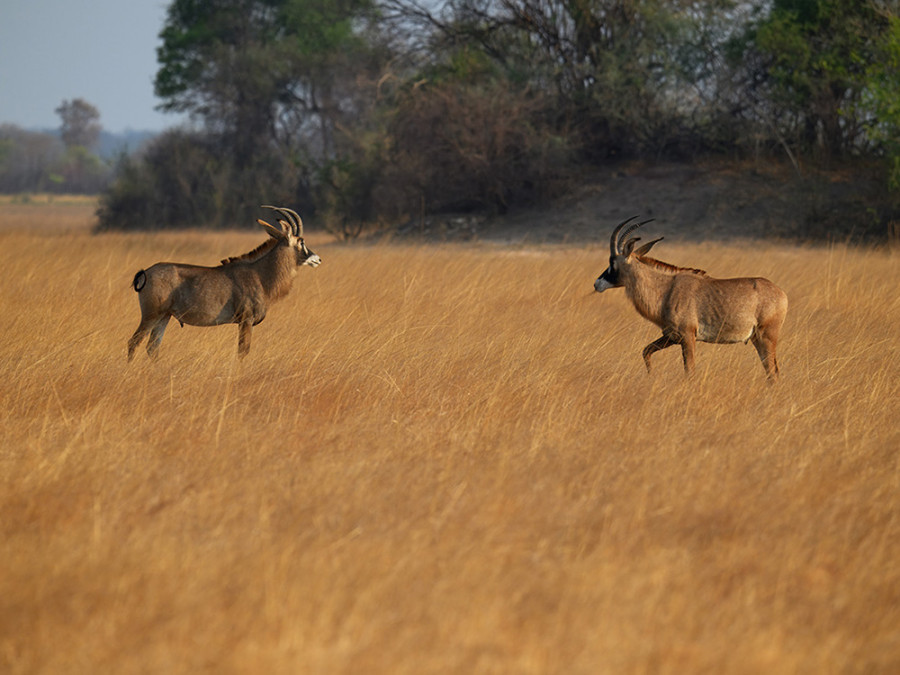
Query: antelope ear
[
  {"left": 622, "top": 236, "right": 641, "bottom": 256},
  {"left": 635, "top": 236, "right": 664, "bottom": 256},
  {"left": 257, "top": 218, "right": 287, "bottom": 240}
]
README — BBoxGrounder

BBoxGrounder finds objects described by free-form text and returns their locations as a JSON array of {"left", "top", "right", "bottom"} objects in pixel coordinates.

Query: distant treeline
[
  {"left": 0, "top": 118, "right": 156, "bottom": 195},
  {"left": 60, "top": 2, "right": 900, "bottom": 235}
]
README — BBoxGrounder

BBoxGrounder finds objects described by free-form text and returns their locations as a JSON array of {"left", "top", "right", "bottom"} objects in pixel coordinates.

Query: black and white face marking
[
  {"left": 594, "top": 256, "right": 622, "bottom": 292},
  {"left": 295, "top": 239, "right": 322, "bottom": 267}
]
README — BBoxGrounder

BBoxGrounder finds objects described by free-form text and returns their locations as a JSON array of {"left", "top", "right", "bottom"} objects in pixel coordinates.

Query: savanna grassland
[{"left": 1, "top": 202, "right": 898, "bottom": 674}]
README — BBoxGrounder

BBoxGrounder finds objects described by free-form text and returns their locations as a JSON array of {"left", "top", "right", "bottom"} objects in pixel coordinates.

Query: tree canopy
[
  {"left": 55, "top": 98, "right": 101, "bottom": 150},
  {"left": 95, "top": 0, "right": 900, "bottom": 237}
]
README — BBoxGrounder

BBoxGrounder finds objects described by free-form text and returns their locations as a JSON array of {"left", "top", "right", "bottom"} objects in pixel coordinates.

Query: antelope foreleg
[
  {"left": 642, "top": 334, "right": 678, "bottom": 373},
  {"left": 238, "top": 321, "right": 252, "bottom": 358}
]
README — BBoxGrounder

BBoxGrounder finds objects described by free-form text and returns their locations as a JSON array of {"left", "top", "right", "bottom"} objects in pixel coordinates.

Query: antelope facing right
[
  {"left": 128, "top": 206, "right": 321, "bottom": 360},
  {"left": 594, "top": 216, "right": 788, "bottom": 382}
]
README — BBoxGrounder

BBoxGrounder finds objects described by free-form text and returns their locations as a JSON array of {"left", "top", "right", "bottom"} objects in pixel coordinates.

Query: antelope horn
[
  {"left": 261, "top": 205, "right": 304, "bottom": 238},
  {"left": 261, "top": 206, "right": 289, "bottom": 235},
  {"left": 610, "top": 215, "right": 639, "bottom": 256},
  {"left": 281, "top": 207, "right": 304, "bottom": 238},
  {"left": 617, "top": 218, "right": 655, "bottom": 255}
]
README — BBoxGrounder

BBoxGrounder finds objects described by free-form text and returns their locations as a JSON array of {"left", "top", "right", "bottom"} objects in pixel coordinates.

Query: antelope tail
[{"left": 132, "top": 270, "right": 146, "bottom": 292}]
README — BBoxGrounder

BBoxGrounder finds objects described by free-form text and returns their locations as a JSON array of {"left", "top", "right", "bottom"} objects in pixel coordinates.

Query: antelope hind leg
[
  {"left": 146, "top": 316, "right": 171, "bottom": 358},
  {"left": 128, "top": 320, "right": 155, "bottom": 361},
  {"left": 680, "top": 330, "right": 697, "bottom": 375},
  {"left": 750, "top": 331, "right": 779, "bottom": 383}
]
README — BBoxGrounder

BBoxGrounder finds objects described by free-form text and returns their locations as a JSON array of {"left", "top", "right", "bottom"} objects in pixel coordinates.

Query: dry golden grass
[
  {"left": 0, "top": 195, "right": 98, "bottom": 233},
  {"left": 1, "top": 211, "right": 898, "bottom": 673}
]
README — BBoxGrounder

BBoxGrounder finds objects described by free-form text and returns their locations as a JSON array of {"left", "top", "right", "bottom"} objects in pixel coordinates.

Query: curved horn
[
  {"left": 283, "top": 207, "right": 304, "bottom": 238},
  {"left": 616, "top": 218, "right": 655, "bottom": 255},
  {"left": 261, "top": 206, "right": 304, "bottom": 238},
  {"left": 273, "top": 207, "right": 303, "bottom": 238},
  {"left": 261, "top": 206, "right": 289, "bottom": 235},
  {"left": 610, "top": 215, "right": 639, "bottom": 256}
]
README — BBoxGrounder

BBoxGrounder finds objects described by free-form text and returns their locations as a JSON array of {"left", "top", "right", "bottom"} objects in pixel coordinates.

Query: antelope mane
[
  {"left": 637, "top": 255, "right": 707, "bottom": 277},
  {"left": 220, "top": 237, "right": 280, "bottom": 265}
]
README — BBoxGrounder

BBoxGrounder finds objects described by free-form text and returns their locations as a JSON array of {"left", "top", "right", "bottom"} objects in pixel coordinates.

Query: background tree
[
  {"left": 53, "top": 98, "right": 109, "bottom": 192},
  {"left": 385, "top": 47, "right": 571, "bottom": 215},
  {"left": 736, "top": 0, "right": 889, "bottom": 160},
  {"left": 863, "top": 12, "right": 900, "bottom": 189},
  {"left": 382, "top": 1, "right": 754, "bottom": 160},
  {"left": 149, "top": 0, "right": 380, "bottom": 227},
  {"left": 55, "top": 98, "right": 101, "bottom": 150},
  {"left": 97, "top": 0, "right": 900, "bottom": 237},
  {"left": 0, "top": 120, "right": 109, "bottom": 195},
  {"left": 0, "top": 125, "right": 64, "bottom": 193}
]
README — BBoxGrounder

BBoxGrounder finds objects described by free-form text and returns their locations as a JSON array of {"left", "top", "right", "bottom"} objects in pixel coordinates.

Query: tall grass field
[{"left": 1, "top": 202, "right": 898, "bottom": 673}]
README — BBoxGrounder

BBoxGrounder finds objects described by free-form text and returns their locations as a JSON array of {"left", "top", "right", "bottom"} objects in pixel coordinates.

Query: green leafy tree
[
  {"left": 155, "top": 0, "right": 373, "bottom": 162},
  {"left": 147, "top": 0, "right": 380, "bottom": 226},
  {"left": 750, "top": 0, "right": 888, "bottom": 157},
  {"left": 864, "top": 14, "right": 900, "bottom": 190}
]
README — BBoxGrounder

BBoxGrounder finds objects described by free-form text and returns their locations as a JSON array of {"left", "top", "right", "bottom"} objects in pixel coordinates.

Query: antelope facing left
[
  {"left": 127, "top": 206, "right": 321, "bottom": 360},
  {"left": 594, "top": 216, "right": 788, "bottom": 382}
]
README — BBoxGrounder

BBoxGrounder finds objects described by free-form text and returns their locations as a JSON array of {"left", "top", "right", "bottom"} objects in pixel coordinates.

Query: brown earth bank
[
  {"left": 1, "top": 159, "right": 896, "bottom": 246},
  {"left": 391, "top": 158, "right": 898, "bottom": 246}
]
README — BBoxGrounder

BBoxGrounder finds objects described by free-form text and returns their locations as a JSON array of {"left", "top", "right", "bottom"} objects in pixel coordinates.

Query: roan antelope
[
  {"left": 127, "top": 206, "right": 321, "bottom": 360},
  {"left": 594, "top": 216, "right": 788, "bottom": 381}
]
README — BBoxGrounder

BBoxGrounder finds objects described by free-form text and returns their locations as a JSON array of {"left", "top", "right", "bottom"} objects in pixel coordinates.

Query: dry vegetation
[
  {"left": 1, "top": 202, "right": 898, "bottom": 674},
  {"left": 0, "top": 194, "right": 98, "bottom": 233}
]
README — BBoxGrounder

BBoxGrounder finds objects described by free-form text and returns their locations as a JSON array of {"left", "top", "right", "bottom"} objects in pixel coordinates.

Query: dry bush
[
  {"left": 0, "top": 223, "right": 898, "bottom": 673},
  {"left": 388, "top": 81, "right": 571, "bottom": 215}
]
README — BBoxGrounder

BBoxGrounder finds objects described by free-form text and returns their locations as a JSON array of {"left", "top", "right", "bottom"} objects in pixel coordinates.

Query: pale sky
[{"left": 0, "top": 0, "right": 185, "bottom": 132}]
